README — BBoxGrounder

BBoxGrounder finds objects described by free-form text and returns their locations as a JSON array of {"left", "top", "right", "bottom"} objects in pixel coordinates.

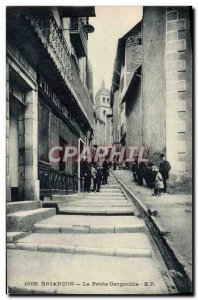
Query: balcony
[
  {"left": 69, "top": 17, "right": 88, "bottom": 57},
  {"left": 24, "top": 11, "right": 94, "bottom": 129}
]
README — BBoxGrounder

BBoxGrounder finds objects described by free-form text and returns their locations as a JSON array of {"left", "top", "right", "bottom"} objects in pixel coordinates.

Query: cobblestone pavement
[{"left": 113, "top": 170, "right": 192, "bottom": 273}]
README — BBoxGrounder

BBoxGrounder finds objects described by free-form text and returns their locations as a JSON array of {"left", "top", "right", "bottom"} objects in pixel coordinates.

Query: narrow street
[{"left": 7, "top": 173, "right": 170, "bottom": 294}]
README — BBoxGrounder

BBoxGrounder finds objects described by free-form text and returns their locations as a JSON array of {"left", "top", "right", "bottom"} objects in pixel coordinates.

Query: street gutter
[{"left": 111, "top": 170, "right": 192, "bottom": 294}]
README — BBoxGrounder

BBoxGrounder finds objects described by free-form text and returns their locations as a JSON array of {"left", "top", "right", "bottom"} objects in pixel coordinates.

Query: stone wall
[
  {"left": 125, "top": 29, "right": 142, "bottom": 87},
  {"left": 124, "top": 23, "right": 142, "bottom": 149},
  {"left": 142, "top": 7, "right": 166, "bottom": 158},
  {"left": 165, "top": 7, "right": 192, "bottom": 189},
  {"left": 126, "top": 81, "right": 142, "bottom": 148}
]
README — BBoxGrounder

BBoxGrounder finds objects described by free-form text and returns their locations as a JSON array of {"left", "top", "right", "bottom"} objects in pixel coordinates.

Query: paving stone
[
  {"left": 7, "top": 231, "right": 30, "bottom": 243},
  {"left": 52, "top": 195, "right": 84, "bottom": 202},
  {"left": 115, "top": 248, "right": 152, "bottom": 258},
  {"left": 16, "top": 242, "right": 38, "bottom": 251},
  {"left": 69, "top": 225, "right": 90, "bottom": 234},
  {"left": 63, "top": 200, "right": 130, "bottom": 207},
  {"left": 115, "top": 224, "right": 145, "bottom": 233},
  {"left": 75, "top": 246, "right": 115, "bottom": 256},
  {"left": 34, "top": 214, "right": 142, "bottom": 227},
  {"left": 16, "top": 233, "right": 151, "bottom": 250},
  {"left": 7, "top": 208, "right": 56, "bottom": 232},
  {"left": 7, "top": 201, "right": 40, "bottom": 215},
  {"left": 59, "top": 206, "right": 134, "bottom": 215},
  {"left": 33, "top": 224, "right": 61, "bottom": 233},
  {"left": 89, "top": 226, "right": 114, "bottom": 233},
  {"left": 37, "top": 244, "right": 75, "bottom": 254},
  {"left": 7, "top": 250, "right": 168, "bottom": 294}
]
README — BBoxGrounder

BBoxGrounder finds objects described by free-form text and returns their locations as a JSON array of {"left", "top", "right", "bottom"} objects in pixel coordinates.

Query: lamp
[{"left": 83, "top": 24, "right": 95, "bottom": 33}]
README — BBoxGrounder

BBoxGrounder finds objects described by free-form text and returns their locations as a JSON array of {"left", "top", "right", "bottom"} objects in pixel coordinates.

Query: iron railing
[{"left": 38, "top": 165, "right": 78, "bottom": 198}]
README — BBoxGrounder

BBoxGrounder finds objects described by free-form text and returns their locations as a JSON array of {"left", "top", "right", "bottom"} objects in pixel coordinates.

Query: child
[{"left": 151, "top": 166, "right": 164, "bottom": 196}]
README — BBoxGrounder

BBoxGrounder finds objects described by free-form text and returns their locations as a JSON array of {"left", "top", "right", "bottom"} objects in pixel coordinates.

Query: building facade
[
  {"left": 111, "top": 7, "right": 192, "bottom": 191},
  {"left": 142, "top": 6, "right": 192, "bottom": 191},
  {"left": 111, "top": 22, "right": 142, "bottom": 147},
  {"left": 6, "top": 6, "right": 96, "bottom": 201},
  {"left": 94, "top": 81, "right": 113, "bottom": 147}
]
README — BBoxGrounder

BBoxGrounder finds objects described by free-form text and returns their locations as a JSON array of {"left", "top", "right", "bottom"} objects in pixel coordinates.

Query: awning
[{"left": 121, "top": 65, "right": 142, "bottom": 104}]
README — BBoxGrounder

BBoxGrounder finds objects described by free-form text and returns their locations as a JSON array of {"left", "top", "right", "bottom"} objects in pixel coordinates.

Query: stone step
[
  {"left": 80, "top": 191, "right": 124, "bottom": 195},
  {"left": 7, "top": 208, "right": 56, "bottom": 232},
  {"left": 7, "top": 250, "right": 168, "bottom": 294},
  {"left": 100, "top": 185, "right": 120, "bottom": 189},
  {"left": 95, "top": 189, "right": 121, "bottom": 193},
  {"left": 68, "top": 197, "right": 129, "bottom": 205},
  {"left": 7, "top": 201, "right": 41, "bottom": 215},
  {"left": 33, "top": 224, "right": 144, "bottom": 234},
  {"left": 52, "top": 194, "right": 84, "bottom": 202},
  {"left": 32, "top": 215, "right": 144, "bottom": 233},
  {"left": 69, "top": 197, "right": 126, "bottom": 205},
  {"left": 83, "top": 194, "right": 125, "bottom": 198},
  {"left": 52, "top": 193, "right": 126, "bottom": 202},
  {"left": 12, "top": 232, "right": 151, "bottom": 252},
  {"left": 7, "top": 242, "right": 152, "bottom": 258},
  {"left": 61, "top": 200, "right": 130, "bottom": 207},
  {"left": 7, "top": 231, "right": 31, "bottom": 243},
  {"left": 8, "top": 226, "right": 151, "bottom": 259},
  {"left": 59, "top": 206, "right": 134, "bottom": 215}
]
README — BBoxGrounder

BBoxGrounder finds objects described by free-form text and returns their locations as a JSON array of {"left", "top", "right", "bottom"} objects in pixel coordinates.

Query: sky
[{"left": 88, "top": 6, "right": 143, "bottom": 98}]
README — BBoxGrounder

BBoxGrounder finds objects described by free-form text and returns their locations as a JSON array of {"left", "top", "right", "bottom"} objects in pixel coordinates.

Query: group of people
[
  {"left": 81, "top": 154, "right": 171, "bottom": 196},
  {"left": 132, "top": 154, "right": 171, "bottom": 196},
  {"left": 81, "top": 159, "right": 109, "bottom": 193}
]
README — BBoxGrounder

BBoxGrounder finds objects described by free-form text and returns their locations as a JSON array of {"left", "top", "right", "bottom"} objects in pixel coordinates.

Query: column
[{"left": 24, "top": 89, "right": 40, "bottom": 200}]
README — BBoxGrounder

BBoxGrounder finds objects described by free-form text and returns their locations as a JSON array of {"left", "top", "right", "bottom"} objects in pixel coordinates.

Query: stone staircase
[
  {"left": 7, "top": 200, "right": 56, "bottom": 242},
  {"left": 7, "top": 175, "right": 169, "bottom": 294}
]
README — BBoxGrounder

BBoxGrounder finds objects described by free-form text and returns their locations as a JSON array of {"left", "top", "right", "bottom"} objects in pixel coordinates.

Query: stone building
[
  {"left": 111, "top": 21, "right": 142, "bottom": 147},
  {"left": 142, "top": 7, "right": 192, "bottom": 191},
  {"left": 94, "top": 81, "right": 113, "bottom": 147},
  {"left": 111, "top": 7, "right": 192, "bottom": 191},
  {"left": 6, "top": 6, "right": 95, "bottom": 201}
]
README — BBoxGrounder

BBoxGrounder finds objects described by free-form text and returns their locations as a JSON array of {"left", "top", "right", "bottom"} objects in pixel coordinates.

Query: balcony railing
[
  {"left": 70, "top": 17, "right": 88, "bottom": 57},
  {"left": 26, "top": 12, "right": 94, "bottom": 128}
]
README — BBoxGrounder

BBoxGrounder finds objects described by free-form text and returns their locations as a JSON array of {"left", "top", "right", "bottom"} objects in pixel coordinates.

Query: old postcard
[{"left": 6, "top": 6, "right": 193, "bottom": 295}]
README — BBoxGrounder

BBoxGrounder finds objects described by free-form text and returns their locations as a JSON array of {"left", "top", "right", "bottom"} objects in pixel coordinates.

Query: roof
[
  {"left": 95, "top": 80, "right": 110, "bottom": 99},
  {"left": 60, "top": 7, "right": 95, "bottom": 17},
  {"left": 111, "top": 20, "right": 142, "bottom": 97},
  {"left": 121, "top": 64, "right": 142, "bottom": 104},
  {"left": 7, "top": 6, "right": 96, "bottom": 17}
]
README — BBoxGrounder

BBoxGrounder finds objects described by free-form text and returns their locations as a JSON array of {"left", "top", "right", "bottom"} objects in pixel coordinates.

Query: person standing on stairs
[
  {"left": 102, "top": 157, "right": 109, "bottom": 185},
  {"left": 95, "top": 162, "right": 103, "bottom": 192},
  {"left": 82, "top": 159, "right": 91, "bottom": 193}
]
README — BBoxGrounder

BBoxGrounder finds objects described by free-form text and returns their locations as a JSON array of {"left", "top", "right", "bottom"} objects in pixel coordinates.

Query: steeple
[{"left": 101, "top": 79, "right": 105, "bottom": 89}]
